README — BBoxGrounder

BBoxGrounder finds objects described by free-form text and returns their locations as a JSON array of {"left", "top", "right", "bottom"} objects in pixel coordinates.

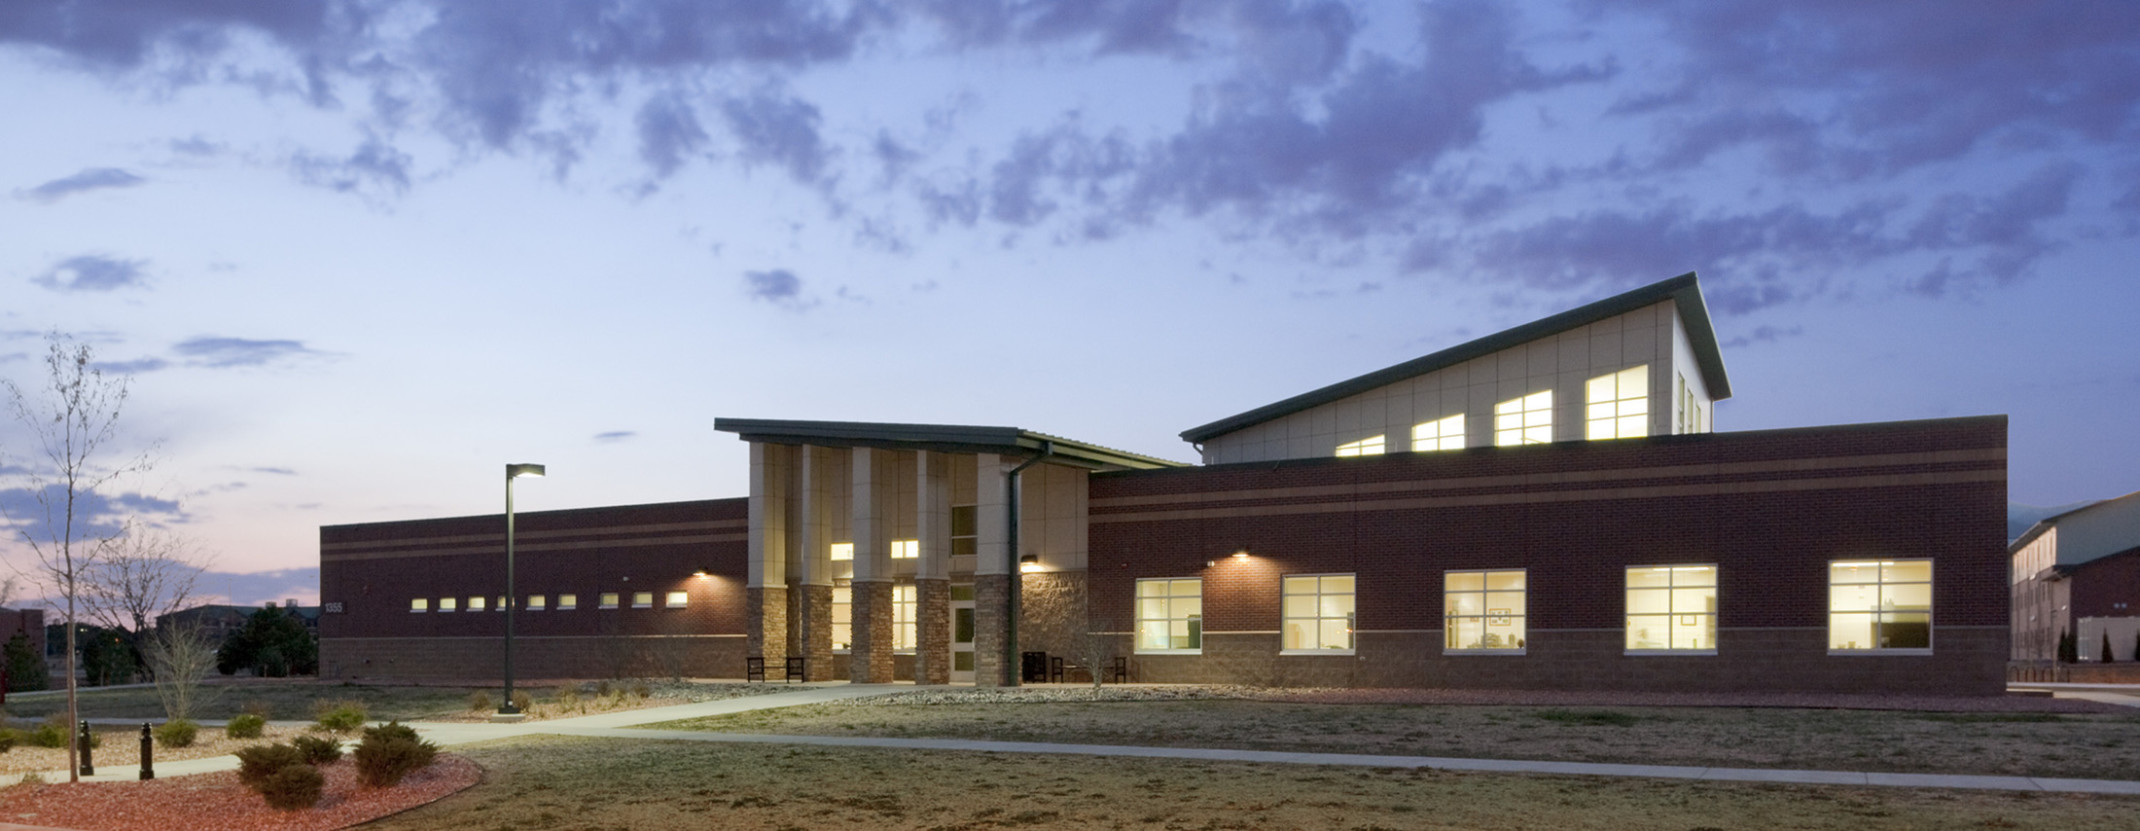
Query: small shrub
[
  {"left": 631, "top": 682, "right": 650, "bottom": 699},
  {"left": 555, "top": 688, "right": 581, "bottom": 712},
  {"left": 314, "top": 700, "right": 367, "bottom": 733},
  {"left": 16, "top": 771, "right": 42, "bottom": 785},
  {"left": 154, "top": 719, "right": 200, "bottom": 748},
  {"left": 354, "top": 721, "right": 439, "bottom": 788},
  {"left": 227, "top": 713, "right": 267, "bottom": 739},
  {"left": 0, "top": 729, "right": 16, "bottom": 754},
  {"left": 257, "top": 763, "right": 325, "bottom": 811},
  {"left": 511, "top": 691, "right": 532, "bottom": 712},
  {"left": 235, "top": 743, "right": 307, "bottom": 787},
  {"left": 242, "top": 700, "right": 274, "bottom": 719},
  {"left": 594, "top": 680, "right": 613, "bottom": 697},
  {"left": 28, "top": 715, "right": 97, "bottom": 749},
  {"left": 466, "top": 691, "right": 492, "bottom": 712},
  {"left": 292, "top": 734, "right": 344, "bottom": 765}
]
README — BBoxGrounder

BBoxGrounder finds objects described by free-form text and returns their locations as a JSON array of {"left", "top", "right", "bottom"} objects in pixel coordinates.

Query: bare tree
[
  {"left": 85, "top": 521, "right": 209, "bottom": 637},
  {"left": 142, "top": 622, "right": 221, "bottom": 723},
  {"left": 1, "top": 333, "right": 153, "bottom": 783}
]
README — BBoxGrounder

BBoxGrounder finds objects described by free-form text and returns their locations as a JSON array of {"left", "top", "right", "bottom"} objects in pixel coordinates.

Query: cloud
[
  {"left": 33, "top": 255, "right": 149, "bottom": 292},
  {"left": 172, "top": 336, "right": 322, "bottom": 368},
  {"left": 91, "top": 357, "right": 171, "bottom": 374},
  {"left": 291, "top": 136, "right": 413, "bottom": 195},
  {"left": 0, "top": 485, "right": 183, "bottom": 547},
  {"left": 592, "top": 430, "right": 636, "bottom": 443},
  {"left": 635, "top": 91, "right": 709, "bottom": 180},
  {"left": 0, "top": 0, "right": 336, "bottom": 72},
  {"left": 1721, "top": 325, "right": 1805, "bottom": 349},
  {"left": 197, "top": 567, "right": 321, "bottom": 608},
  {"left": 20, "top": 167, "right": 144, "bottom": 202},
  {"left": 743, "top": 268, "right": 813, "bottom": 310},
  {"left": 720, "top": 87, "right": 831, "bottom": 186}
]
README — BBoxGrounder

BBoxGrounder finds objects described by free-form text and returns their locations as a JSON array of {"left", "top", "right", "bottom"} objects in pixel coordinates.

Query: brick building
[
  {"left": 2010, "top": 490, "right": 2140, "bottom": 672},
  {"left": 319, "top": 272, "right": 2010, "bottom": 693}
]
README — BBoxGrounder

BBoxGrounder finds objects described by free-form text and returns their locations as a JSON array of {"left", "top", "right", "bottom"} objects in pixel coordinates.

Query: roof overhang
[
  {"left": 1180, "top": 271, "right": 1732, "bottom": 445},
  {"left": 714, "top": 418, "right": 1185, "bottom": 471}
]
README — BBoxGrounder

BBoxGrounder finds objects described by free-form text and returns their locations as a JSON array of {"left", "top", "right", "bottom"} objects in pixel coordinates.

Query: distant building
[
  {"left": 159, "top": 601, "right": 321, "bottom": 645},
  {"left": 321, "top": 273, "right": 2009, "bottom": 694},
  {"left": 0, "top": 607, "right": 44, "bottom": 655},
  {"left": 2011, "top": 490, "right": 2140, "bottom": 669}
]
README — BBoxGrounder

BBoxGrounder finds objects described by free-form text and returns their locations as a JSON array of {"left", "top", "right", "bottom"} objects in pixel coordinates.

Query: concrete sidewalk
[{"left": 15, "top": 682, "right": 2140, "bottom": 797}]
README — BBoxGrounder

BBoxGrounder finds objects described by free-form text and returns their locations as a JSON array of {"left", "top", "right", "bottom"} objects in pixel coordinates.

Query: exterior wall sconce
[
  {"left": 692, "top": 568, "right": 711, "bottom": 578},
  {"left": 1019, "top": 554, "right": 1042, "bottom": 573},
  {"left": 1233, "top": 549, "right": 1250, "bottom": 559}
]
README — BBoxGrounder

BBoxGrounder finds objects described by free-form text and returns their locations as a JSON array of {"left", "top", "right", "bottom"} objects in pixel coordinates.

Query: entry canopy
[{"left": 714, "top": 418, "right": 1185, "bottom": 471}]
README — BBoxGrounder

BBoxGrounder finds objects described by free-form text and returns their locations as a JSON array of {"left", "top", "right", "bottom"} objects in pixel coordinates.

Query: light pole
[{"left": 500, "top": 463, "right": 545, "bottom": 719}]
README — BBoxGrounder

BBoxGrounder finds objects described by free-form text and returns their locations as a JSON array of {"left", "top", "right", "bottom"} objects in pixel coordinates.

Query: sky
[{"left": 3, "top": 1, "right": 2138, "bottom": 608}]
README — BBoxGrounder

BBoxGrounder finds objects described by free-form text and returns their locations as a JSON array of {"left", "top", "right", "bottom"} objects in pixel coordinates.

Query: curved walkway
[{"left": 24, "top": 683, "right": 2140, "bottom": 797}]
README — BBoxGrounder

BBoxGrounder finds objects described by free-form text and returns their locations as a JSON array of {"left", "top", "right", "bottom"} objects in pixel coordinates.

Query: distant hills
[{"left": 2009, "top": 501, "right": 2099, "bottom": 544}]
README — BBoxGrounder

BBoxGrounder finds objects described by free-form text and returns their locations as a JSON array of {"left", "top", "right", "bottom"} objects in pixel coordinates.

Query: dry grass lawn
[
  {"left": 654, "top": 698, "right": 2140, "bottom": 781},
  {"left": 368, "top": 735, "right": 2140, "bottom": 831},
  {"left": 0, "top": 725, "right": 316, "bottom": 777}
]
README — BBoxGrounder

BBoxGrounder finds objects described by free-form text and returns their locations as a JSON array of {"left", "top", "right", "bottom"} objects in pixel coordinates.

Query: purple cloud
[
  {"left": 21, "top": 167, "right": 144, "bottom": 202},
  {"left": 34, "top": 255, "right": 149, "bottom": 292}
]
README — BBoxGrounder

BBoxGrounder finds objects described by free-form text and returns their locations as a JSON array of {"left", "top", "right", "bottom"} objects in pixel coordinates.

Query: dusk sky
[{"left": 4, "top": 1, "right": 2137, "bottom": 606}]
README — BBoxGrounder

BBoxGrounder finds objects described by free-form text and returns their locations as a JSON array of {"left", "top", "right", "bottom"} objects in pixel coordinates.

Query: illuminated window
[
  {"left": 467, "top": 596, "right": 486, "bottom": 612},
  {"left": 1625, "top": 565, "right": 1717, "bottom": 652},
  {"left": 951, "top": 506, "right": 978, "bottom": 558},
  {"left": 665, "top": 591, "right": 688, "bottom": 608},
  {"left": 409, "top": 598, "right": 428, "bottom": 613},
  {"left": 598, "top": 592, "right": 619, "bottom": 610},
  {"left": 893, "top": 584, "right": 918, "bottom": 651},
  {"left": 632, "top": 591, "right": 653, "bottom": 609},
  {"left": 831, "top": 584, "right": 852, "bottom": 650},
  {"left": 1282, "top": 574, "right": 1355, "bottom": 653},
  {"left": 830, "top": 542, "right": 854, "bottom": 561},
  {"left": 1412, "top": 414, "right": 1464, "bottom": 452},
  {"left": 557, "top": 593, "right": 577, "bottom": 610},
  {"left": 1587, "top": 365, "right": 1649, "bottom": 440},
  {"left": 1135, "top": 578, "right": 1203, "bottom": 653},
  {"left": 438, "top": 597, "right": 457, "bottom": 612},
  {"left": 1830, "top": 560, "right": 1932, "bottom": 652},
  {"left": 1335, "top": 434, "right": 1386, "bottom": 457},
  {"left": 1494, "top": 391, "right": 1553, "bottom": 446},
  {"left": 496, "top": 596, "right": 507, "bottom": 612},
  {"left": 526, "top": 595, "right": 546, "bottom": 611},
  {"left": 1445, "top": 570, "right": 1526, "bottom": 652},
  {"left": 890, "top": 539, "right": 919, "bottom": 559}
]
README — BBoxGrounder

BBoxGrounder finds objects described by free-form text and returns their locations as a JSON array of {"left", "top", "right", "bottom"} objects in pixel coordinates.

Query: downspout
[{"left": 1003, "top": 441, "right": 1054, "bottom": 687}]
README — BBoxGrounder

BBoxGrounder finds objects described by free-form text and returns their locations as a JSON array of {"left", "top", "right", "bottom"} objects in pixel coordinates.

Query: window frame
[
  {"left": 1280, "top": 573, "right": 1356, "bottom": 655},
  {"left": 1494, "top": 390, "right": 1554, "bottom": 446},
  {"left": 1828, "top": 559, "right": 1933, "bottom": 655},
  {"left": 1134, "top": 577, "right": 1204, "bottom": 655},
  {"left": 1335, "top": 434, "right": 1386, "bottom": 457},
  {"left": 1412, "top": 414, "right": 1465, "bottom": 452},
  {"left": 664, "top": 590, "right": 688, "bottom": 609},
  {"left": 1624, "top": 564, "right": 1718, "bottom": 655},
  {"left": 598, "top": 592, "right": 620, "bottom": 610},
  {"left": 1586, "top": 364, "right": 1650, "bottom": 440},
  {"left": 830, "top": 583, "right": 852, "bottom": 652},
  {"left": 526, "top": 595, "right": 546, "bottom": 612},
  {"left": 631, "top": 591, "right": 654, "bottom": 609},
  {"left": 409, "top": 598, "right": 428, "bottom": 613},
  {"left": 892, "top": 583, "right": 918, "bottom": 653},
  {"left": 438, "top": 597, "right": 457, "bottom": 613},
  {"left": 1443, "top": 569, "right": 1527, "bottom": 655},
  {"left": 557, "top": 593, "right": 578, "bottom": 611}
]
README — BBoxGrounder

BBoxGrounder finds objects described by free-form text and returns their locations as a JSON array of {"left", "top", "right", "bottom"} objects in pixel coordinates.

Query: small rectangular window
[
  {"left": 632, "top": 591, "right": 653, "bottom": 609},
  {"left": 1412, "top": 414, "right": 1464, "bottom": 452},
  {"left": 438, "top": 597, "right": 457, "bottom": 612},
  {"left": 951, "top": 506, "right": 979, "bottom": 558},
  {"left": 830, "top": 542, "right": 854, "bottom": 561},
  {"left": 1830, "top": 560, "right": 1932, "bottom": 652},
  {"left": 1494, "top": 391, "right": 1553, "bottom": 446},
  {"left": 1626, "top": 565, "right": 1716, "bottom": 652},
  {"left": 890, "top": 539, "right": 919, "bottom": 559},
  {"left": 831, "top": 584, "right": 852, "bottom": 650},
  {"left": 1445, "top": 570, "right": 1526, "bottom": 652},
  {"left": 599, "top": 592, "right": 619, "bottom": 610},
  {"left": 1282, "top": 574, "right": 1356, "bottom": 653},
  {"left": 409, "top": 598, "right": 428, "bottom": 613},
  {"left": 665, "top": 591, "right": 688, "bottom": 608},
  {"left": 1587, "top": 364, "right": 1650, "bottom": 440},
  {"left": 496, "top": 595, "right": 507, "bottom": 612},
  {"left": 893, "top": 584, "right": 918, "bottom": 651},
  {"left": 557, "top": 593, "right": 577, "bottom": 610},
  {"left": 467, "top": 596, "right": 486, "bottom": 612},
  {"left": 1335, "top": 434, "right": 1385, "bottom": 457},
  {"left": 526, "top": 595, "right": 546, "bottom": 611},
  {"left": 1135, "top": 578, "right": 1203, "bottom": 653}
]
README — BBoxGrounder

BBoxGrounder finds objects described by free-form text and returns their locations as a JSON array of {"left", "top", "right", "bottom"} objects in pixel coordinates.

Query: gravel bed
[{"left": 832, "top": 684, "right": 2130, "bottom": 713}]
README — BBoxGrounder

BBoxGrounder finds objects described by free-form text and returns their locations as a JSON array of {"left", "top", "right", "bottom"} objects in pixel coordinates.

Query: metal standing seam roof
[
  {"left": 2009, "top": 488, "right": 2140, "bottom": 552},
  {"left": 712, "top": 418, "right": 1186, "bottom": 470},
  {"left": 1179, "top": 271, "right": 1733, "bottom": 445}
]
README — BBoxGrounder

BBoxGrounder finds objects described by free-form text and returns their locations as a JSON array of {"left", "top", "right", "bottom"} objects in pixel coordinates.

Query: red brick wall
[
  {"left": 320, "top": 499, "right": 747, "bottom": 680},
  {"left": 2071, "top": 547, "right": 2140, "bottom": 619},
  {"left": 1090, "top": 417, "right": 2009, "bottom": 693}
]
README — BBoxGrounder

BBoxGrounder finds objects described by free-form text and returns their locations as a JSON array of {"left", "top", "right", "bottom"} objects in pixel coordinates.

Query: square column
[
  {"left": 848, "top": 447, "right": 896, "bottom": 683},
  {"left": 747, "top": 442, "right": 789, "bottom": 663},
  {"left": 915, "top": 451, "right": 952, "bottom": 684},
  {"left": 972, "top": 453, "right": 1013, "bottom": 687},
  {"left": 795, "top": 445, "right": 837, "bottom": 680}
]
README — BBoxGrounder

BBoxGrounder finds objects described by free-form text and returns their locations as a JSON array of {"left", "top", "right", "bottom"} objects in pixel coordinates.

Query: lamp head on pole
[{"left": 507, "top": 463, "right": 547, "bottom": 480}]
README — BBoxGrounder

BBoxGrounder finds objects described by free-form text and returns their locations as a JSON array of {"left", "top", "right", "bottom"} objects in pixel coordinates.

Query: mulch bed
[{"left": 0, "top": 755, "right": 480, "bottom": 831}]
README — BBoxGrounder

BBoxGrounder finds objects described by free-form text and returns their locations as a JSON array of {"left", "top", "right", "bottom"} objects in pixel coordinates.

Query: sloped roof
[
  {"left": 714, "top": 418, "right": 1185, "bottom": 470},
  {"left": 2010, "top": 489, "right": 2140, "bottom": 552},
  {"left": 1180, "top": 272, "right": 1731, "bottom": 444}
]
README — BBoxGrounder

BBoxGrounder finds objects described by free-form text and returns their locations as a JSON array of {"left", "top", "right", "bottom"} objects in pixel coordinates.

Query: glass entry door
[{"left": 951, "top": 584, "right": 975, "bottom": 683}]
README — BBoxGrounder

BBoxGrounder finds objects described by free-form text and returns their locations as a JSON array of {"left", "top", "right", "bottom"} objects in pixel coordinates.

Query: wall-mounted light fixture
[
  {"left": 692, "top": 568, "right": 711, "bottom": 578},
  {"left": 1019, "top": 554, "right": 1042, "bottom": 573},
  {"left": 1233, "top": 549, "right": 1250, "bottom": 560}
]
